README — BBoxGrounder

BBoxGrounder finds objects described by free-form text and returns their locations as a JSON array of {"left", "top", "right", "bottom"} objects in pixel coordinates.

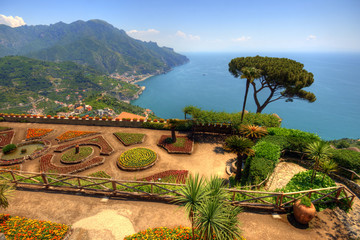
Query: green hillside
[
  {"left": 0, "top": 56, "right": 143, "bottom": 114},
  {"left": 0, "top": 19, "right": 188, "bottom": 74}
]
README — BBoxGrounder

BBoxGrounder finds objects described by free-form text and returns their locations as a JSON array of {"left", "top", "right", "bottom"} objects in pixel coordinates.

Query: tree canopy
[{"left": 229, "top": 56, "right": 316, "bottom": 113}]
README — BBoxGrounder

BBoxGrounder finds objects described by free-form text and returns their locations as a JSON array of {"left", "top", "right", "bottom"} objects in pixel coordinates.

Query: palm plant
[
  {"left": 239, "top": 67, "right": 262, "bottom": 123},
  {"left": 194, "top": 198, "right": 242, "bottom": 240},
  {"left": 304, "top": 141, "right": 332, "bottom": 183},
  {"left": 224, "top": 136, "right": 255, "bottom": 183},
  {"left": 320, "top": 159, "right": 337, "bottom": 185},
  {"left": 174, "top": 173, "right": 207, "bottom": 240},
  {"left": 0, "top": 180, "right": 14, "bottom": 209},
  {"left": 238, "top": 124, "right": 268, "bottom": 142}
]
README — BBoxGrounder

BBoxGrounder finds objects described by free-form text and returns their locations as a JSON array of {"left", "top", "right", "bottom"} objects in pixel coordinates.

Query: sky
[{"left": 1, "top": 0, "right": 360, "bottom": 52}]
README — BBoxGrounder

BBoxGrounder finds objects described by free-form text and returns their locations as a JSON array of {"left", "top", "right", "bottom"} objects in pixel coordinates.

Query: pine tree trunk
[
  {"left": 171, "top": 127, "right": 176, "bottom": 142},
  {"left": 240, "top": 80, "right": 250, "bottom": 123}
]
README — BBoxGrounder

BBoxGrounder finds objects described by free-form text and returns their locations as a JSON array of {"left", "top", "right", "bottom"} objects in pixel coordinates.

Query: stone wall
[{"left": 1, "top": 115, "right": 143, "bottom": 128}]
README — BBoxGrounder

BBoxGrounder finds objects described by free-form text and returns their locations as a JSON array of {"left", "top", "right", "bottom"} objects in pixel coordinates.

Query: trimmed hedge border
[
  {"left": 54, "top": 136, "right": 114, "bottom": 156},
  {"left": 60, "top": 147, "right": 94, "bottom": 165},
  {"left": 0, "top": 131, "right": 15, "bottom": 148},
  {"left": 55, "top": 131, "right": 100, "bottom": 144},
  {"left": 40, "top": 154, "right": 105, "bottom": 174},
  {"left": 113, "top": 132, "right": 146, "bottom": 146},
  {"left": 117, "top": 148, "right": 157, "bottom": 171},
  {"left": 157, "top": 135, "right": 194, "bottom": 154}
]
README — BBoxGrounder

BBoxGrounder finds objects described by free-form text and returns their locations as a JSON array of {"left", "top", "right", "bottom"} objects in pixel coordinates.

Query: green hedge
[
  {"left": 2, "top": 144, "right": 16, "bottom": 154},
  {"left": 183, "top": 106, "right": 281, "bottom": 128},
  {"left": 259, "top": 135, "right": 288, "bottom": 149},
  {"left": 330, "top": 149, "right": 360, "bottom": 174},
  {"left": 268, "top": 127, "right": 320, "bottom": 141},
  {"left": 243, "top": 141, "right": 281, "bottom": 185},
  {"left": 266, "top": 127, "right": 320, "bottom": 152}
]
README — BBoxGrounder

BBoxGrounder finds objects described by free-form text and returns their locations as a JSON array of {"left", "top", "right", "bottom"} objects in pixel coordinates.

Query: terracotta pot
[{"left": 293, "top": 199, "right": 316, "bottom": 224}]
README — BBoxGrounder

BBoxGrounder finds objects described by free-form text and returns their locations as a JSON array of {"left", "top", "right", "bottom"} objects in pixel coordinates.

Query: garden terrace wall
[{"left": 1, "top": 115, "right": 143, "bottom": 128}]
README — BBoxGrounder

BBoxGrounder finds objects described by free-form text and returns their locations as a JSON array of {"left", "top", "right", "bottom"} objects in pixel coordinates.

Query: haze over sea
[{"left": 132, "top": 52, "right": 360, "bottom": 140}]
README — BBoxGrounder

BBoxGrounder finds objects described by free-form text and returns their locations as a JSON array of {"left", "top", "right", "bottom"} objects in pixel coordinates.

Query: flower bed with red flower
[
  {"left": 55, "top": 131, "right": 99, "bottom": 143},
  {"left": 40, "top": 154, "right": 105, "bottom": 174},
  {"left": 124, "top": 226, "right": 246, "bottom": 240},
  {"left": 0, "top": 214, "right": 70, "bottom": 240},
  {"left": 0, "top": 131, "right": 14, "bottom": 147},
  {"left": 26, "top": 128, "right": 54, "bottom": 140},
  {"left": 0, "top": 164, "right": 21, "bottom": 171},
  {"left": 158, "top": 135, "right": 194, "bottom": 154},
  {"left": 54, "top": 136, "right": 114, "bottom": 155},
  {"left": 140, "top": 170, "right": 189, "bottom": 184}
]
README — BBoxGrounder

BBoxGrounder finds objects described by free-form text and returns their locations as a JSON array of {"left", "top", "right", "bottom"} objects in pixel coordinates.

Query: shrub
[
  {"left": 280, "top": 170, "right": 340, "bottom": 211},
  {"left": 335, "top": 140, "right": 350, "bottom": 149},
  {"left": 183, "top": 106, "right": 281, "bottom": 128},
  {"left": 330, "top": 149, "right": 360, "bottom": 174},
  {"left": 142, "top": 121, "right": 167, "bottom": 130},
  {"left": 0, "top": 117, "right": 4, "bottom": 122},
  {"left": 267, "top": 127, "right": 320, "bottom": 152},
  {"left": 259, "top": 135, "right": 288, "bottom": 149},
  {"left": 2, "top": 144, "right": 16, "bottom": 154},
  {"left": 242, "top": 141, "right": 281, "bottom": 185},
  {"left": 252, "top": 141, "right": 281, "bottom": 162},
  {"left": 246, "top": 157, "right": 274, "bottom": 184},
  {"left": 268, "top": 127, "right": 320, "bottom": 141},
  {"left": 300, "top": 196, "right": 312, "bottom": 207}
]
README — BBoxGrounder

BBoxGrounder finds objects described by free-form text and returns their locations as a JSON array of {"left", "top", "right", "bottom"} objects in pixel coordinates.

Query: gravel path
[{"left": 265, "top": 161, "right": 306, "bottom": 191}]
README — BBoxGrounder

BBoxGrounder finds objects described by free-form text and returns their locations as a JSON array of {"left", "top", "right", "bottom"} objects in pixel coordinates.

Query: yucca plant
[
  {"left": 305, "top": 141, "right": 332, "bottom": 183},
  {"left": 238, "top": 124, "right": 268, "bottom": 142},
  {"left": 224, "top": 135, "right": 255, "bottom": 182},
  {"left": 195, "top": 198, "right": 242, "bottom": 240},
  {"left": 174, "top": 174, "right": 207, "bottom": 240},
  {"left": 0, "top": 180, "right": 14, "bottom": 209}
]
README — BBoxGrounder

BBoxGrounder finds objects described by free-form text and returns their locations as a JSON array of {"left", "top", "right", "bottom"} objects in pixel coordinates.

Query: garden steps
[{"left": 265, "top": 161, "right": 306, "bottom": 191}]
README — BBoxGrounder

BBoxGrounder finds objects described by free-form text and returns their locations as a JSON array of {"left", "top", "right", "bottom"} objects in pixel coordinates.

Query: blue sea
[{"left": 132, "top": 52, "right": 360, "bottom": 140}]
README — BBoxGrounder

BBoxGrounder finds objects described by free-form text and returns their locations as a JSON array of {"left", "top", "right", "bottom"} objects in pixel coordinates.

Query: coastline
[{"left": 132, "top": 74, "right": 154, "bottom": 84}]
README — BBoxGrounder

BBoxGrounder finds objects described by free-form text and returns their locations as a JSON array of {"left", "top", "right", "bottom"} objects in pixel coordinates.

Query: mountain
[
  {"left": 0, "top": 19, "right": 188, "bottom": 74},
  {"left": 0, "top": 56, "right": 143, "bottom": 114}
]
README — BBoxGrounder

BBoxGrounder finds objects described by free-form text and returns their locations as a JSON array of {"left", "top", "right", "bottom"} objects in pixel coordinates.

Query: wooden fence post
[
  {"left": 151, "top": 183, "right": 153, "bottom": 194},
  {"left": 111, "top": 180, "right": 117, "bottom": 194},
  {"left": 232, "top": 192, "right": 236, "bottom": 201},
  {"left": 41, "top": 173, "right": 49, "bottom": 188},
  {"left": 335, "top": 187, "right": 342, "bottom": 202}
]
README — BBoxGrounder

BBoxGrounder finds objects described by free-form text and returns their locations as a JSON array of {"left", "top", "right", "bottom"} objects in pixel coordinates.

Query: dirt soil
[
  {"left": 0, "top": 122, "right": 356, "bottom": 239},
  {"left": 0, "top": 122, "right": 234, "bottom": 179},
  {"left": 0, "top": 189, "right": 352, "bottom": 240}
]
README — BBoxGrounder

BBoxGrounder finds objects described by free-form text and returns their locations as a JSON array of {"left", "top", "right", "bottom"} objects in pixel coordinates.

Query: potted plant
[
  {"left": 68, "top": 116, "right": 74, "bottom": 119},
  {"left": 60, "top": 116, "right": 65, "bottom": 119},
  {"left": 89, "top": 117, "right": 93, "bottom": 120},
  {"left": 53, "top": 115, "right": 59, "bottom": 119},
  {"left": 46, "top": 115, "right": 52, "bottom": 119},
  {"left": 293, "top": 196, "right": 316, "bottom": 224}
]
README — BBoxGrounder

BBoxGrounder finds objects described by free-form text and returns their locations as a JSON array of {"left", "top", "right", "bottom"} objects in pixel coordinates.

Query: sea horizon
[{"left": 132, "top": 51, "right": 360, "bottom": 140}]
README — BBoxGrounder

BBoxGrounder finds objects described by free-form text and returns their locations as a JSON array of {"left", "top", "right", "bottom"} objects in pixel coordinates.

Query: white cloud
[
  {"left": 0, "top": 14, "right": 26, "bottom": 27},
  {"left": 232, "top": 36, "right": 251, "bottom": 42},
  {"left": 175, "top": 30, "right": 200, "bottom": 40},
  {"left": 307, "top": 35, "right": 317, "bottom": 40},
  {"left": 127, "top": 28, "right": 160, "bottom": 37}
]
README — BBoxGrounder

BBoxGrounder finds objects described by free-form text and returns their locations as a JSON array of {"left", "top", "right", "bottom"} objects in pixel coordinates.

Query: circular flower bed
[
  {"left": 117, "top": 148, "right": 157, "bottom": 171},
  {"left": 60, "top": 146, "right": 93, "bottom": 164}
]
